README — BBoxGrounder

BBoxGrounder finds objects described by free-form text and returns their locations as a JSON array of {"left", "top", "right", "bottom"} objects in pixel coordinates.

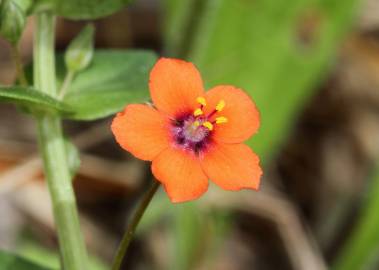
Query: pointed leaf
[
  {"left": 0, "top": 86, "right": 70, "bottom": 113},
  {"left": 59, "top": 50, "right": 157, "bottom": 121}
]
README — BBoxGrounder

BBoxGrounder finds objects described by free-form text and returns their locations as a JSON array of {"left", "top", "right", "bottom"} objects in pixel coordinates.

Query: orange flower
[{"left": 111, "top": 58, "right": 262, "bottom": 203}]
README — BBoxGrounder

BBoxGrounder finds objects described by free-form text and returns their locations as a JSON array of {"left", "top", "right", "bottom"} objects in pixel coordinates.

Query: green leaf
[
  {"left": 64, "top": 139, "right": 81, "bottom": 179},
  {"left": 186, "top": 0, "right": 358, "bottom": 163},
  {"left": 32, "top": 0, "right": 132, "bottom": 20},
  {"left": 0, "top": 250, "right": 54, "bottom": 270},
  {"left": 59, "top": 50, "right": 157, "bottom": 121},
  {"left": 0, "top": 86, "right": 70, "bottom": 113}
]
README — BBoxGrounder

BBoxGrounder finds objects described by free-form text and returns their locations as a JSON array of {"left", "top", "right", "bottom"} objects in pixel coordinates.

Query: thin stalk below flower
[{"left": 111, "top": 180, "right": 160, "bottom": 270}]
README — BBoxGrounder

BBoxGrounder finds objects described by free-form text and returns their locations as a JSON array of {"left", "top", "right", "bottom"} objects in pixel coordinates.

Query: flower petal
[
  {"left": 200, "top": 142, "right": 262, "bottom": 191},
  {"left": 152, "top": 147, "right": 208, "bottom": 203},
  {"left": 204, "top": 85, "right": 260, "bottom": 143},
  {"left": 149, "top": 58, "right": 205, "bottom": 117},
  {"left": 111, "top": 104, "right": 171, "bottom": 161}
]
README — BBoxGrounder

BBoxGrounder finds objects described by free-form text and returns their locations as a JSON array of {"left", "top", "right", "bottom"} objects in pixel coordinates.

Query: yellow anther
[
  {"left": 203, "top": 121, "right": 213, "bottom": 131},
  {"left": 216, "top": 100, "right": 225, "bottom": 112},
  {"left": 193, "top": 120, "right": 200, "bottom": 127},
  {"left": 196, "top": 97, "right": 206, "bottom": 106},
  {"left": 193, "top": 108, "right": 203, "bottom": 117},
  {"left": 215, "top": 116, "right": 228, "bottom": 124}
]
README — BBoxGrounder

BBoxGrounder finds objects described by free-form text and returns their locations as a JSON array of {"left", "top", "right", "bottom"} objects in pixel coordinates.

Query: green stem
[
  {"left": 10, "top": 44, "right": 28, "bottom": 86},
  {"left": 332, "top": 163, "right": 379, "bottom": 270},
  {"left": 58, "top": 70, "right": 75, "bottom": 100},
  {"left": 34, "top": 12, "right": 88, "bottom": 270},
  {"left": 111, "top": 180, "right": 160, "bottom": 270}
]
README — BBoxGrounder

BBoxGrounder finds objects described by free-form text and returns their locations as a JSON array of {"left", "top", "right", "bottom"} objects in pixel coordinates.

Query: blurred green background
[{"left": 3, "top": 0, "right": 379, "bottom": 269}]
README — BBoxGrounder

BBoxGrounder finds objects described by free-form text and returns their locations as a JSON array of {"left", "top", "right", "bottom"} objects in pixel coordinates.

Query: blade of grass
[{"left": 333, "top": 163, "right": 379, "bottom": 270}]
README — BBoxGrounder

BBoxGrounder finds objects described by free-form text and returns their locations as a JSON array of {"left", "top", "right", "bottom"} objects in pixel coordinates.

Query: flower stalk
[
  {"left": 34, "top": 12, "right": 88, "bottom": 270},
  {"left": 111, "top": 180, "right": 160, "bottom": 270},
  {"left": 58, "top": 70, "right": 74, "bottom": 99}
]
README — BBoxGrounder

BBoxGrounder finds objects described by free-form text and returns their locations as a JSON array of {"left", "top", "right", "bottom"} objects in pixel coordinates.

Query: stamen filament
[{"left": 207, "top": 109, "right": 218, "bottom": 119}]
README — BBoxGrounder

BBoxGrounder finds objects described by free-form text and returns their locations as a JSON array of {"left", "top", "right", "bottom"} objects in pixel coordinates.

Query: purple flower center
[
  {"left": 171, "top": 114, "right": 211, "bottom": 153},
  {"left": 170, "top": 97, "right": 228, "bottom": 153}
]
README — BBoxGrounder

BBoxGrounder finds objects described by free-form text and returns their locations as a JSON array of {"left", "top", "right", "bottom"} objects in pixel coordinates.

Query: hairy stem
[
  {"left": 111, "top": 180, "right": 160, "bottom": 270},
  {"left": 34, "top": 12, "right": 88, "bottom": 270}
]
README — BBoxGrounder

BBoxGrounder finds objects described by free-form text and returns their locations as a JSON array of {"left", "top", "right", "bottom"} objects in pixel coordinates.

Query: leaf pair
[{"left": 0, "top": 50, "right": 157, "bottom": 120}]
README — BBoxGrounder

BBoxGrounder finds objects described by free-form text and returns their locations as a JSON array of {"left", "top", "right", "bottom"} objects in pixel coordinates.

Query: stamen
[
  {"left": 216, "top": 100, "right": 225, "bottom": 112},
  {"left": 193, "top": 120, "right": 200, "bottom": 127},
  {"left": 194, "top": 108, "right": 203, "bottom": 117},
  {"left": 203, "top": 121, "right": 213, "bottom": 131},
  {"left": 215, "top": 116, "right": 228, "bottom": 124},
  {"left": 196, "top": 97, "right": 206, "bottom": 107}
]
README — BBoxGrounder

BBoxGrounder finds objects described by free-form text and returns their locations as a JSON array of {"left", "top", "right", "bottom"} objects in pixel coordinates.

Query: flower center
[{"left": 172, "top": 97, "right": 228, "bottom": 153}]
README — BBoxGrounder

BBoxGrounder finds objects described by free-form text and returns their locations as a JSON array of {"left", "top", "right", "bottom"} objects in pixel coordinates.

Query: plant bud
[
  {"left": 65, "top": 24, "right": 95, "bottom": 73},
  {"left": 13, "top": 0, "right": 32, "bottom": 13},
  {"left": 0, "top": 0, "right": 26, "bottom": 45}
]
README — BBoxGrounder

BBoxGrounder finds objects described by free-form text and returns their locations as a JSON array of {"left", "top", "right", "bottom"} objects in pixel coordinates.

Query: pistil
[{"left": 172, "top": 97, "right": 228, "bottom": 152}]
